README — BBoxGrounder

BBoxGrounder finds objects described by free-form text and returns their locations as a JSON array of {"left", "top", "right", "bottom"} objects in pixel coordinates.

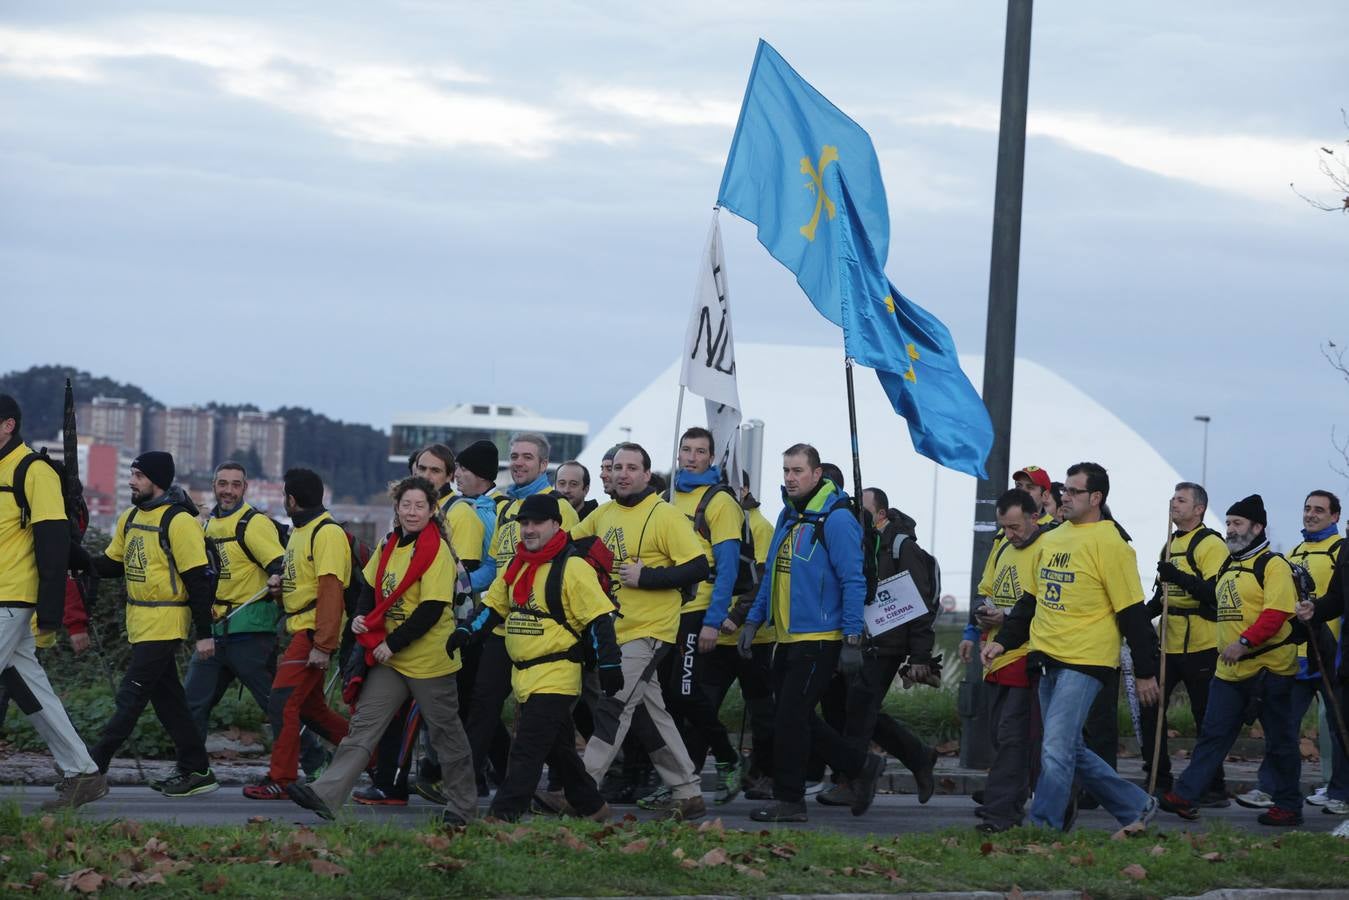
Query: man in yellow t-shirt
[
  {"left": 666, "top": 427, "right": 745, "bottom": 801},
  {"left": 1161, "top": 494, "right": 1305, "bottom": 827},
  {"left": 571, "top": 442, "right": 709, "bottom": 820},
  {"left": 1140, "top": 481, "right": 1229, "bottom": 803},
  {"left": 983, "top": 462, "right": 1160, "bottom": 832},
  {"left": 449, "top": 492, "right": 621, "bottom": 821},
  {"left": 80, "top": 451, "right": 220, "bottom": 798},
  {"left": 0, "top": 395, "right": 105, "bottom": 810}
]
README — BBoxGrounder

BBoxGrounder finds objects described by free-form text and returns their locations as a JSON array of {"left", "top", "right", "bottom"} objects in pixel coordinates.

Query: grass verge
[{"left": 2, "top": 802, "right": 1346, "bottom": 898}]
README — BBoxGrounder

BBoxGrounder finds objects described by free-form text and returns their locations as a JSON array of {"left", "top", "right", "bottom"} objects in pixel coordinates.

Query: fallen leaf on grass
[
  {"left": 424, "top": 859, "right": 469, "bottom": 873},
  {"left": 556, "top": 829, "right": 591, "bottom": 852},
  {"left": 679, "top": 859, "right": 699, "bottom": 870},
  {"left": 494, "top": 827, "right": 530, "bottom": 845},
  {"left": 1149, "top": 845, "right": 1167, "bottom": 857},
  {"left": 697, "top": 818, "right": 724, "bottom": 835},
  {"left": 59, "top": 868, "right": 105, "bottom": 894},
  {"left": 1020, "top": 843, "right": 1051, "bottom": 856},
  {"left": 1120, "top": 863, "right": 1148, "bottom": 881},
  {"left": 1111, "top": 821, "right": 1147, "bottom": 840},
  {"left": 288, "top": 828, "right": 321, "bottom": 848},
  {"left": 769, "top": 845, "right": 797, "bottom": 859},
  {"left": 201, "top": 875, "right": 229, "bottom": 894},
  {"left": 112, "top": 871, "right": 166, "bottom": 890},
  {"left": 246, "top": 816, "right": 269, "bottom": 825},
  {"left": 699, "top": 848, "right": 730, "bottom": 867},
  {"left": 4, "top": 883, "right": 33, "bottom": 893},
  {"left": 619, "top": 839, "right": 649, "bottom": 855},
  {"left": 941, "top": 837, "right": 960, "bottom": 848},
  {"left": 1008, "top": 887, "right": 1025, "bottom": 900},
  {"left": 1068, "top": 851, "right": 1096, "bottom": 867},
  {"left": 734, "top": 864, "right": 766, "bottom": 879},
  {"left": 671, "top": 848, "right": 685, "bottom": 859},
  {"left": 309, "top": 859, "right": 348, "bottom": 878},
  {"left": 151, "top": 859, "right": 193, "bottom": 875},
  {"left": 38, "top": 816, "right": 55, "bottom": 830},
  {"left": 1201, "top": 851, "right": 1224, "bottom": 862},
  {"left": 416, "top": 834, "right": 451, "bottom": 850}
]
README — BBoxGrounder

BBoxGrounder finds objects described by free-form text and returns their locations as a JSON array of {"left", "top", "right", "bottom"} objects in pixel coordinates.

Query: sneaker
[
  {"left": 40, "top": 773, "right": 108, "bottom": 811},
  {"left": 975, "top": 820, "right": 1014, "bottom": 834},
  {"left": 1123, "top": 796, "right": 1158, "bottom": 834},
  {"left": 1307, "top": 786, "right": 1331, "bottom": 806},
  {"left": 743, "top": 773, "right": 773, "bottom": 801},
  {"left": 914, "top": 748, "right": 938, "bottom": 804},
  {"left": 850, "top": 753, "right": 884, "bottom": 817},
  {"left": 158, "top": 769, "right": 218, "bottom": 798},
  {"left": 803, "top": 780, "right": 825, "bottom": 797},
  {"left": 441, "top": 809, "right": 468, "bottom": 828},
  {"left": 285, "top": 781, "right": 336, "bottom": 820},
  {"left": 1321, "top": 799, "right": 1349, "bottom": 815},
  {"left": 714, "top": 760, "right": 743, "bottom": 805},
  {"left": 1257, "top": 807, "right": 1304, "bottom": 827},
  {"left": 816, "top": 780, "right": 855, "bottom": 807},
  {"left": 413, "top": 777, "right": 447, "bottom": 806},
  {"left": 1235, "top": 788, "right": 1275, "bottom": 809},
  {"left": 242, "top": 779, "right": 290, "bottom": 800},
  {"left": 352, "top": 786, "right": 407, "bottom": 806},
  {"left": 1333, "top": 819, "right": 1349, "bottom": 838},
  {"left": 638, "top": 793, "right": 706, "bottom": 821},
  {"left": 1196, "top": 789, "right": 1231, "bottom": 809},
  {"left": 635, "top": 785, "right": 672, "bottom": 810},
  {"left": 531, "top": 790, "right": 569, "bottom": 816},
  {"left": 303, "top": 754, "right": 331, "bottom": 784},
  {"left": 750, "top": 800, "right": 807, "bottom": 823},
  {"left": 1158, "top": 791, "right": 1199, "bottom": 821}
]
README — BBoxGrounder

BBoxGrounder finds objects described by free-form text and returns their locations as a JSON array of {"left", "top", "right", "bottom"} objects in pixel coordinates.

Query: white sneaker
[
  {"left": 804, "top": 781, "right": 825, "bottom": 797},
  {"left": 1333, "top": 819, "right": 1349, "bottom": 839},
  {"left": 1307, "top": 786, "right": 1331, "bottom": 806},
  {"left": 1322, "top": 799, "right": 1349, "bottom": 816},
  {"left": 1234, "top": 788, "right": 1274, "bottom": 809}
]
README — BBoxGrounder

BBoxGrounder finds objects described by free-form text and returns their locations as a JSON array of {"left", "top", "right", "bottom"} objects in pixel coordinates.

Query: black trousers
[
  {"left": 463, "top": 632, "right": 513, "bottom": 783},
  {"left": 90, "top": 639, "right": 209, "bottom": 774},
  {"left": 665, "top": 610, "right": 738, "bottom": 766},
  {"left": 844, "top": 653, "right": 932, "bottom": 774},
  {"left": 489, "top": 692, "right": 604, "bottom": 821},
  {"left": 372, "top": 699, "right": 415, "bottom": 797},
  {"left": 1083, "top": 666, "right": 1120, "bottom": 770},
  {"left": 1139, "top": 647, "right": 1225, "bottom": 792},
  {"left": 696, "top": 642, "right": 776, "bottom": 774},
  {"left": 772, "top": 640, "right": 867, "bottom": 802},
  {"left": 981, "top": 683, "right": 1033, "bottom": 827}
]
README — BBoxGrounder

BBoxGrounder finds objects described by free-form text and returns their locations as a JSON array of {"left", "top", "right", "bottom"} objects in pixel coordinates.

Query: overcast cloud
[{"left": 2, "top": 0, "right": 1346, "bottom": 545}]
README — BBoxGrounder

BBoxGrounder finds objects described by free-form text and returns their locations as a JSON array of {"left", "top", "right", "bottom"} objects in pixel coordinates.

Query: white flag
[{"left": 680, "top": 212, "right": 742, "bottom": 473}]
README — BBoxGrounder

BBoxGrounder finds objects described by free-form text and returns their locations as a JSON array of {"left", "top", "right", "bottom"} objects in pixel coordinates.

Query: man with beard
[
  {"left": 1159, "top": 495, "right": 1304, "bottom": 826},
  {"left": 571, "top": 442, "right": 709, "bottom": 820},
  {"left": 75, "top": 452, "right": 219, "bottom": 796}
]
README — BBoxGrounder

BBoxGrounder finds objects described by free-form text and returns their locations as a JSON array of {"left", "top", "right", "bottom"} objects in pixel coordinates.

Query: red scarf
[
  {"left": 357, "top": 526, "right": 442, "bottom": 665},
  {"left": 503, "top": 529, "right": 568, "bottom": 608}
]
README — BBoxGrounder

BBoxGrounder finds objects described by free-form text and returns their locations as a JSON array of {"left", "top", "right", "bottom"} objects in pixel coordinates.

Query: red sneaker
[
  {"left": 242, "top": 779, "right": 290, "bottom": 800},
  {"left": 1257, "top": 807, "right": 1304, "bottom": 827},
  {"left": 1157, "top": 791, "right": 1199, "bottom": 821}
]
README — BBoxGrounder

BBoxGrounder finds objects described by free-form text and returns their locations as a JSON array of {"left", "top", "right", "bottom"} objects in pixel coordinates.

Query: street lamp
[{"left": 1194, "top": 415, "right": 1211, "bottom": 485}]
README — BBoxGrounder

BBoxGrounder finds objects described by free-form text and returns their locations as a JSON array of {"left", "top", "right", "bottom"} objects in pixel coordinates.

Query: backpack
[
  {"left": 891, "top": 532, "right": 941, "bottom": 609},
  {"left": 450, "top": 494, "right": 498, "bottom": 569},
  {"left": 1168, "top": 526, "right": 1224, "bottom": 573},
  {"left": 1217, "top": 549, "right": 1314, "bottom": 656},
  {"left": 691, "top": 483, "right": 762, "bottom": 597},
  {"left": 310, "top": 518, "right": 373, "bottom": 622},
  {"left": 513, "top": 536, "right": 618, "bottom": 671},
  {"left": 806, "top": 499, "right": 879, "bottom": 604},
  {"left": 210, "top": 508, "right": 289, "bottom": 572},
  {"left": 1289, "top": 537, "right": 1344, "bottom": 588},
  {"left": 2, "top": 448, "right": 89, "bottom": 554},
  {"left": 123, "top": 503, "right": 210, "bottom": 598}
]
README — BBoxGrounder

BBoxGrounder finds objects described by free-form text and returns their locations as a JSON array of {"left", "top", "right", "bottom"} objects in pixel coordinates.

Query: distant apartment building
[
  {"left": 146, "top": 406, "right": 216, "bottom": 476},
  {"left": 217, "top": 410, "right": 286, "bottom": 479},
  {"left": 76, "top": 396, "right": 144, "bottom": 455},
  {"left": 388, "top": 403, "right": 587, "bottom": 473}
]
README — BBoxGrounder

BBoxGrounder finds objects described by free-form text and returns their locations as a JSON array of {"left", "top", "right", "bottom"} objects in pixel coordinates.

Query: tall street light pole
[
  {"left": 960, "top": 0, "right": 1034, "bottom": 770},
  {"left": 1194, "top": 415, "right": 1211, "bottom": 485}
]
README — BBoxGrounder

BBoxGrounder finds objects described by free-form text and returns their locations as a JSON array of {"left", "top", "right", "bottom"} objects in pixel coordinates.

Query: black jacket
[{"left": 867, "top": 516, "right": 936, "bottom": 662}]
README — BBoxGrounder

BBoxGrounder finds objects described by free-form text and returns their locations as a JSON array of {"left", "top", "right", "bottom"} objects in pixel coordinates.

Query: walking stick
[
  {"left": 1307, "top": 634, "right": 1349, "bottom": 755},
  {"left": 1146, "top": 513, "right": 1172, "bottom": 797}
]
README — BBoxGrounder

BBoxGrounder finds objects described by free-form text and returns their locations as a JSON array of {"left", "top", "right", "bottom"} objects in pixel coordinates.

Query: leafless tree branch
[{"left": 1291, "top": 109, "right": 1349, "bottom": 214}]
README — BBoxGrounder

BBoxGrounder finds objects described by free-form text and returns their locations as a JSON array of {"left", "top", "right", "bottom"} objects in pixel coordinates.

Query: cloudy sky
[{"left": 3, "top": 1, "right": 1346, "bottom": 544}]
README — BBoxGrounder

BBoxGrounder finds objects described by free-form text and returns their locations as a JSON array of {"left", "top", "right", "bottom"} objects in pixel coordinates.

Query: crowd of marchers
[{"left": 1, "top": 390, "right": 1345, "bottom": 834}]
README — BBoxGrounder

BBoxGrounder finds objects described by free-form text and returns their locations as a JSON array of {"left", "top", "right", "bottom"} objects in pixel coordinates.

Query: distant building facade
[
  {"left": 217, "top": 410, "right": 286, "bottom": 479},
  {"left": 147, "top": 406, "right": 216, "bottom": 477},
  {"left": 76, "top": 396, "right": 144, "bottom": 455},
  {"left": 389, "top": 403, "right": 586, "bottom": 472}
]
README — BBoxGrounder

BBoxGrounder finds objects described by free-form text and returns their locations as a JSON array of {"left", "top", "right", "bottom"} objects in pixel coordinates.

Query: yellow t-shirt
[
  {"left": 719, "top": 505, "right": 777, "bottom": 647},
  {"left": 0, "top": 443, "right": 66, "bottom": 604},
  {"left": 1289, "top": 535, "right": 1343, "bottom": 651},
  {"left": 570, "top": 491, "right": 703, "bottom": 644},
  {"left": 444, "top": 496, "right": 485, "bottom": 564},
  {"left": 1158, "top": 527, "right": 1228, "bottom": 654},
  {"left": 671, "top": 484, "right": 744, "bottom": 615},
  {"left": 206, "top": 504, "right": 286, "bottom": 617},
  {"left": 282, "top": 513, "right": 351, "bottom": 634},
  {"left": 770, "top": 520, "right": 843, "bottom": 644},
  {"left": 491, "top": 487, "right": 580, "bottom": 571},
  {"left": 483, "top": 555, "right": 615, "bottom": 702},
  {"left": 1024, "top": 519, "right": 1144, "bottom": 668},
  {"left": 362, "top": 537, "right": 459, "bottom": 679},
  {"left": 976, "top": 534, "right": 1043, "bottom": 677},
  {"left": 106, "top": 503, "right": 209, "bottom": 643},
  {"left": 1215, "top": 550, "right": 1298, "bottom": 682}
]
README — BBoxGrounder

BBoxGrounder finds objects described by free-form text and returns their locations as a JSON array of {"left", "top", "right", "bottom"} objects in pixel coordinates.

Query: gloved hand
[
  {"left": 598, "top": 664, "right": 624, "bottom": 698},
  {"left": 446, "top": 626, "right": 472, "bottom": 655},
  {"left": 1156, "top": 561, "right": 1183, "bottom": 584},
  {"left": 737, "top": 622, "right": 759, "bottom": 660},
  {"left": 839, "top": 643, "right": 863, "bottom": 677}
]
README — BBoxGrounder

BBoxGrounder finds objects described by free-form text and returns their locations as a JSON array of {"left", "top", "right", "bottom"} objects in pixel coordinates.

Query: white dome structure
[{"left": 579, "top": 342, "right": 1208, "bottom": 610}]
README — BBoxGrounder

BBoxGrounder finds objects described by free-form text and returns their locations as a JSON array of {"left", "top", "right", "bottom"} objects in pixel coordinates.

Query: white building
[
  {"left": 579, "top": 342, "right": 1216, "bottom": 610},
  {"left": 388, "top": 402, "right": 587, "bottom": 472}
]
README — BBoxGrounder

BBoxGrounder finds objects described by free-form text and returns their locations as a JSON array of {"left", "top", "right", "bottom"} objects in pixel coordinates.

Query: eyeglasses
[{"left": 1060, "top": 486, "right": 1093, "bottom": 496}]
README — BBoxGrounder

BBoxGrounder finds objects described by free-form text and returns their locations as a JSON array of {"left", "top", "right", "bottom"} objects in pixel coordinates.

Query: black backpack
[
  {"left": 691, "top": 483, "right": 762, "bottom": 597},
  {"left": 512, "top": 536, "right": 618, "bottom": 671},
  {"left": 1216, "top": 550, "right": 1314, "bottom": 657},
  {"left": 123, "top": 503, "right": 211, "bottom": 598},
  {"left": 1170, "top": 526, "right": 1224, "bottom": 573},
  {"left": 805, "top": 498, "right": 879, "bottom": 604},
  {"left": 2, "top": 448, "right": 89, "bottom": 556},
  {"left": 889, "top": 532, "right": 941, "bottom": 608}
]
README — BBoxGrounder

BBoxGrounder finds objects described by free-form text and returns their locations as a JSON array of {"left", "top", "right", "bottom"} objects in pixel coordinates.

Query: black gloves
[
  {"left": 737, "top": 622, "right": 759, "bottom": 660},
  {"left": 446, "top": 626, "right": 472, "bottom": 655},
  {"left": 1157, "top": 561, "right": 1183, "bottom": 584},
  {"left": 598, "top": 664, "right": 624, "bottom": 697},
  {"left": 839, "top": 643, "right": 863, "bottom": 676}
]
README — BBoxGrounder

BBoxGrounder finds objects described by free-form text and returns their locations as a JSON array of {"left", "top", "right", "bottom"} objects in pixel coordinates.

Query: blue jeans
[
  {"left": 1256, "top": 676, "right": 1346, "bottom": 800},
  {"left": 1030, "top": 666, "right": 1151, "bottom": 829},
  {"left": 1179, "top": 672, "right": 1301, "bottom": 812}
]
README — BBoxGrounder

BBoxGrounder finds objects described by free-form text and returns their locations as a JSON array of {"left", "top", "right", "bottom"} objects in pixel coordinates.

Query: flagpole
[
  {"left": 667, "top": 385, "right": 685, "bottom": 499},
  {"left": 843, "top": 355, "right": 864, "bottom": 522}
]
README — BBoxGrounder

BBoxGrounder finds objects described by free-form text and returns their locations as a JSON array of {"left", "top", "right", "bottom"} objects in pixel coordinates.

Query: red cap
[{"left": 1012, "top": 465, "right": 1052, "bottom": 493}]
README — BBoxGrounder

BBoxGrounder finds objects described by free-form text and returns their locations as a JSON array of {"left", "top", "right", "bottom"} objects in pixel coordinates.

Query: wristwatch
[
  {"left": 1237, "top": 636, "right": 1252, "bottom": 649},
  {"left": 843, "top": 634, "right": 862, "bottom": 648}
]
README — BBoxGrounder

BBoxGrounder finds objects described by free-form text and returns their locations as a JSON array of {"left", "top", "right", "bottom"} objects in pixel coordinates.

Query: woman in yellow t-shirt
[{"left": 286, "top": 476, "right": 478, "bottom": 828}]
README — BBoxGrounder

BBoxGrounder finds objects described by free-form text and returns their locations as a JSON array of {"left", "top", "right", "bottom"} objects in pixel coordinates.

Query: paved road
[{"left": 5, "top": 786, "right": 1346, "bottom": 837}]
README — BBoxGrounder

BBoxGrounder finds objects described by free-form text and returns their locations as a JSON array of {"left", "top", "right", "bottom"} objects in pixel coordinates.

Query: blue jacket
[{"left": 747, "top": 479, "right": 866, "bottom": 637}]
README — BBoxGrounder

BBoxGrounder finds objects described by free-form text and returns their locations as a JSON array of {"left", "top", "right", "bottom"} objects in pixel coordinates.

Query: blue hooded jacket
[{"left": 746, "top": 478, "right": 866, "bottom": 637}]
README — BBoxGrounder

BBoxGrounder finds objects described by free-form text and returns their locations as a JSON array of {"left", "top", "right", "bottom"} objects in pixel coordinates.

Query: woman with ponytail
[{"left": 287, "top": 476, "right": 478, "bottom": 827}]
